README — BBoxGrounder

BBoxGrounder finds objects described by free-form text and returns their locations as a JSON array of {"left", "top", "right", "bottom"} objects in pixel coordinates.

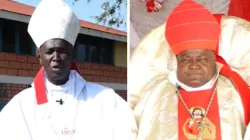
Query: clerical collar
[{"left": 168, "top": 63, "right": 223, "bottom": 91}]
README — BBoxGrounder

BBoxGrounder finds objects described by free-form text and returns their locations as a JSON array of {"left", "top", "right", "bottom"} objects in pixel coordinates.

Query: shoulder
[
  {"left": 86, "top": 81, "right": 112, "bottom": 91},
  {"left": 15, "top": 87, "right": 36, "bottom": 101},
  {"left": 6, "top": 87, "right": 37, "bottom": 108},
  {"left": 75, "top": 70, "right": 119, "bottom": 97},
  {"left": 129, "top": 75, "right": 174, "bottom": 110},
  {"left": 86, "top": 82, "right": 114, "bottom": 94},
  {"left": 84, "top": 82, "right": 128, "bottom": 110},
  {"left": 217, "top": 74, "right": 236, "bottom": 88},
  {"left": 85, "top": 82, "right": 122, "bottom": 100},
  {"left": 74, "top": 71, "right": 125, "bottom": 103},
  {"left": 0, "top": 87, "right": 36, "bottom": 115}
]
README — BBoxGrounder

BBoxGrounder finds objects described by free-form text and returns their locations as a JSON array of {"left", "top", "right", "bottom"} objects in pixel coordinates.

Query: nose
[
  {"left": 53, "top": 52, "right": 61, "bottom": 62},
  {"left": 189, "top": 60, "right": 200, "bottom": 69}
]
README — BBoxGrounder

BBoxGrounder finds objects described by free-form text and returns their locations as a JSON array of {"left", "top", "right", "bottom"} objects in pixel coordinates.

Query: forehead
[
  {"left": 178, "top": 49, "right": 213, "bottom": 57},
  {"left": 41, "top": 39, "right": 72, "bottom": 50}
]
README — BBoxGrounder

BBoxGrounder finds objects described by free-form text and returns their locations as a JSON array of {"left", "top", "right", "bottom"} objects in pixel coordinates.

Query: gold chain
[{"left": 175, "top": 85, "right": 217, "bottom": 139}]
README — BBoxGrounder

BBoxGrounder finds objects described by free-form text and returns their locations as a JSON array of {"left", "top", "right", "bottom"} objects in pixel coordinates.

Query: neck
[
  {"left": 47, "top": 71, "right": 70, "bottom": 85},
  {"left": 48, "top": 77, "right": 69, "bottom": 85}
]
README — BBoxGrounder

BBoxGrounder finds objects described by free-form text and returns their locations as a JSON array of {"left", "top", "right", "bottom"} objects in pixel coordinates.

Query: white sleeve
[
  {"left": 0, "top": 95, "right": 32, "bottom": 140},
  {"left": 100, "top": 88, "right": 137, "bottom": 140},
  {"left": 114, "top": 94, "right": 137, "bottom": 140}
]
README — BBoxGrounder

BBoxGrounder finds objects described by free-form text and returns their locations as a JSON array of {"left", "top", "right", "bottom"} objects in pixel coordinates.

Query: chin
[
  {"left": 50, "top": 72, "right": 66, "bottom": 79},
  {"left": 186, "top": 80, "right": 205, "bottom": 88},
  {"left": 50, "top": 75, "right": 69, "bottom": 85}
]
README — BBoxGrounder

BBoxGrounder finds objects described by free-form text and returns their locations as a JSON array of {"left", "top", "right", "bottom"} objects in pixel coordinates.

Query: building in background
[{"left": 0, "top": 0, "right": 127, "bottom": 110}]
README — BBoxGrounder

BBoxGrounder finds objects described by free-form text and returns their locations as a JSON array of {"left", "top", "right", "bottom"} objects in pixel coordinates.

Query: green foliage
[{"left": 73, "top": 0, "right": 126, "bottom": 28}]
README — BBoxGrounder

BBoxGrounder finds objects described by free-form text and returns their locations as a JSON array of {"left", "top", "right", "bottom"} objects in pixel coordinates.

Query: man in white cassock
[{"left": 0, "top": 0, "right": 136, "bottom": 140}]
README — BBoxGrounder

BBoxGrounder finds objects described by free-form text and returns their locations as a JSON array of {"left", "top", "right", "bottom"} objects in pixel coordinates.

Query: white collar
[{"left": 168, "top": 63, "right": 222, "bottom": 91}]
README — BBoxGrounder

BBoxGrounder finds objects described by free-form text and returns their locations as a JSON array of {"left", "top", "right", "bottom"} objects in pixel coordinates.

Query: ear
[{"left": 38, "top": 51, "right": 43, "bottom": 65}]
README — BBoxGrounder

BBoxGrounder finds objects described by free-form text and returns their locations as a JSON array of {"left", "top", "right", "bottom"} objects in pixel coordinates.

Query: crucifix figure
[{"left": 56, "top": 99, "right": 64, "bottom": 105}]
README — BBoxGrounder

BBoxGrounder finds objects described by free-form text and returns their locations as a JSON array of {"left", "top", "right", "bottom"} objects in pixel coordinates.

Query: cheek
[
  {"left": 60, "top": 54, "right": 72, "bottom": 64},
  {"left": 200, "top": 63, "right": 214, "bottom": 74},
  {"left": 41, "top": 56, "right": 51, "bottom": 65},
  {"left": 202, "top": 67, "right": 210, "bottom": 74},
  {"left": 177, "top": 64, "right": 189, "bottom": 74},
  {"left": 40, "top": 59, "right": 51, "bottom": 71}
]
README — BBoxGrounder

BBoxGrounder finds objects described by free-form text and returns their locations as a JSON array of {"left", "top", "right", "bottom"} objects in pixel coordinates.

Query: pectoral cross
[{"left": 56, "top": 99, "right": 64, "bottom": 105}]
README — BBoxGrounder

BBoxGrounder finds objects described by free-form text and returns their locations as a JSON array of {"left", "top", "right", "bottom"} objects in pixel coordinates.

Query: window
[
  {"left": 74, "top": 34, "right": 114, "bottom": 65},
  {"left": 19, "top": 23, "right": 35, "bottom": 55},
  {"left": 100, "top": 45, "right": 113, "bottom": 64},
  {"left": 2, "top": 19, "right": 15, "bottom": 53},
  {"left": 74, "top": 43, "right": 87, "bottom": 61},
  {"left": 89, "top": 45, "right": 98, "bottom": 63},
  {"left": 100, "top": 39, "right": 114, "bottom": 65},
  {"left": 0, "top": 18, "right": 35, "bottom": 56}
]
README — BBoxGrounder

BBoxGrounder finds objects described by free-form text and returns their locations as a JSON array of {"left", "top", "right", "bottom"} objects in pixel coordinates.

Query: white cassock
[{"left": 0, "top": 70, "right": 136, "bottom": 140}]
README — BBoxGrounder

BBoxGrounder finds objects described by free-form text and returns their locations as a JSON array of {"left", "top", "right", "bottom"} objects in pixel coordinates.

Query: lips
[
  {"left": 187, "top": 73, "right": 202, "bottom": 76},
  {"left": 51, "top": 65, "right": 63, "bottom": 71},
  {"left": 187, "top": 71, "right": 203, "bottom": 76},
  {"left": 187, "top": 73, "right": 203, "bottom": 83},
  {"left": 52, "top": 68, "right": 61, "bottom": 72}
]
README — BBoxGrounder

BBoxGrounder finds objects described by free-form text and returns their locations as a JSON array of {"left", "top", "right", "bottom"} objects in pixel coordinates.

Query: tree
[{"left": 73, "top": 0, "right": 126, "bottom": 28}]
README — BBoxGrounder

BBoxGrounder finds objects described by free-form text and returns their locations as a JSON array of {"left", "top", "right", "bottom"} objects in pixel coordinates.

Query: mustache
[
  {"left": 186, "top": 71, "right": 203, "bottom": 75},
  {"left": 51, "top": 62, "right": 64, "bottom": 68}
]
